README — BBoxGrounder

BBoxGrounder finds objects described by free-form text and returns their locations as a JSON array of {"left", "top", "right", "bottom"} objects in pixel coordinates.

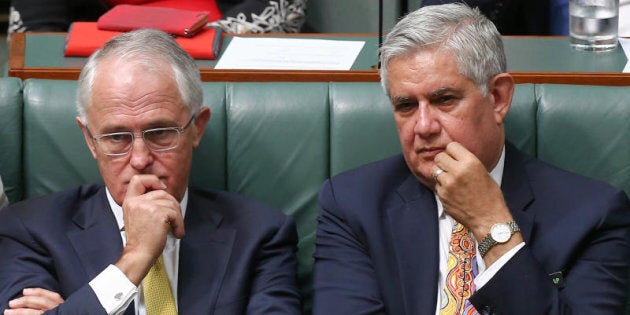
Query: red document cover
[
  {"left": 64, "top": 22, "right": 223, "bottom": 59},
  {"left": 97, "top": 4, "right": 209, "bottom": 37}
]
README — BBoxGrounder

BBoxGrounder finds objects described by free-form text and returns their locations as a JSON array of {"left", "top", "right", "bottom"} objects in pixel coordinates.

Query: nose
[
  {"left": 129, "top": 136, "right": 154, "bottom": 170},
  {"left": 413, "top": 103, "right": 440, "bottom": 138}
]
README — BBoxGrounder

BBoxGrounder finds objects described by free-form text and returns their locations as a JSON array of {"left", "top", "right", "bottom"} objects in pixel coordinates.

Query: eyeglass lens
[{"left": 99, "top": 128, "right": 180, "bottom": 155}]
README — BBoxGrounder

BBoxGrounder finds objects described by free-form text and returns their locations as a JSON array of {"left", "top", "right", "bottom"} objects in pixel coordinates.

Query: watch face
[{"left": 490, "top": 223, "right": 512, "bottom": 243}]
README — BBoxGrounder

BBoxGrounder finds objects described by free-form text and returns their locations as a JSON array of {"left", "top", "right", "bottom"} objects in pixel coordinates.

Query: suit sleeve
[
  {"left": 312, "top": 179, "right": 387, "bottom": 315},
  {"left": 245, "top": 214, "right": 302, "bottom": 314},
  {"left": 470, "top": 190, "right": 630, "bottom": 314},
  {"left": 0, "top": 208, "right": 107, "bottom": 314}
]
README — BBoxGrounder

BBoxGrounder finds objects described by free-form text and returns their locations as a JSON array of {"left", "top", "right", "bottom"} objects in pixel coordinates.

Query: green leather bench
[{"left": 0, "top": 77, "right": 629, "bottom": 312}]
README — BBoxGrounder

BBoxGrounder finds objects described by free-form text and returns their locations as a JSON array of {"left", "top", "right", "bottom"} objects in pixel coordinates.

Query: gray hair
[
  {"left": 76, "top": 28, "right": 203, "bottom": 121},
  {"left": 379, "top": 3, "right": 506, "bottom": 96}
]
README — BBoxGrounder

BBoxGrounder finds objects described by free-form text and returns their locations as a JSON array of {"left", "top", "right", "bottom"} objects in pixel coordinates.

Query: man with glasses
[{"left": 0, "top": 29, "right": 301, "bottom": 314}]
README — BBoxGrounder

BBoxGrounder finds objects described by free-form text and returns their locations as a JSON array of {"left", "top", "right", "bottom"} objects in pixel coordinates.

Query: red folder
[
  {"left": 97, "top": 4, "right": 209, "bottom": 37},
  {"left": 64, "top": 22, "right": 223, "bottom": 59}
]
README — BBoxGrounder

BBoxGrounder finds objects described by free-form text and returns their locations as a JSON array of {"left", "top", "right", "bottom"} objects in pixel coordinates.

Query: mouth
[{"left": 416, "top": 147, "right": 444, "bottom": 159}]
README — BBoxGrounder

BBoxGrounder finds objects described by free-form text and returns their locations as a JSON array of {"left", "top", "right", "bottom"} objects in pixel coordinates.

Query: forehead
[
  {"left": 87, "top": 58, "right": 186, "bottom": 126},
  {"left": 386, "top": 50, "right": 469, "bottom": 95}
]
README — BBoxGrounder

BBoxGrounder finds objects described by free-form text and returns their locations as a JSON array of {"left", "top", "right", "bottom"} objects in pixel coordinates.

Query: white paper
[
  {"left": 619, "top": 38, "right": 630, "bottom": 72},
  {"left": 214, "top": 37, "right": 365, "bottom": 70}
]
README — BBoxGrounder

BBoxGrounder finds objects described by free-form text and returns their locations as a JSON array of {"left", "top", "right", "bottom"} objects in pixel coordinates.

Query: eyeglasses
[{"left": 86, "top": 114, "right": 196, "bottom": 156}]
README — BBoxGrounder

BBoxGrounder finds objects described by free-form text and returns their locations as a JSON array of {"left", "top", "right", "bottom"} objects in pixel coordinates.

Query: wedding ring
[{"left": 433, "top": 168, "right": 444, "bottom": 182}]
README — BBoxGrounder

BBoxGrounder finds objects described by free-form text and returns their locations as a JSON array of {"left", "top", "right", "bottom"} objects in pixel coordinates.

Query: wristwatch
[{"left": 478, "top": 221, "right": 520, "bottom": 257}]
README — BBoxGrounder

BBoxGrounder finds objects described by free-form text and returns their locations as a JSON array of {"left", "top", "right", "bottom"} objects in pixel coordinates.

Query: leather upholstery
[
  {"left": 1, "top": 78, "right": 629, "bottom": 312},
  {"left": 0, "top": 77, "right": 22, "bottom": 202}
]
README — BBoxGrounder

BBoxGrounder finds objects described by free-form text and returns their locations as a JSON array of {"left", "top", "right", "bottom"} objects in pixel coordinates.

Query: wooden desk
[{"left": 8, "top": 32, "right": 630, "bottom": 85}]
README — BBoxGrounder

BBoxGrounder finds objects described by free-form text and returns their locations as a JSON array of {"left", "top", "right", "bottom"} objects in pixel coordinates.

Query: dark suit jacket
[
  {"left": 313, "top": 145, "right": 630, "bottom": 314},
  {"left": 0, "top": 185, "right": 301, "bottom": 314}
]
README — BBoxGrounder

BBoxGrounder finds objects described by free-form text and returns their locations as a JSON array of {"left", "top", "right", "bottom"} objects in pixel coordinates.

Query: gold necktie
[
  {"left": 143, "top": 255, "right": 178, "bottom": 315},
  {"left": 440, "top": 222, "right": 478, "bottom": 315}
]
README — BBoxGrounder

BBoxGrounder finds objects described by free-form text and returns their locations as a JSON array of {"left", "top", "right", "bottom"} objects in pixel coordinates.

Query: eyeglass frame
[{"left": 85, "top": 114, "right": 197, "bottom": 156}]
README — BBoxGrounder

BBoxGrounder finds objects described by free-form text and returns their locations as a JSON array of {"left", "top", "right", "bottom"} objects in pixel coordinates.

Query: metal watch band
[{"left": 478, "top": 221, "right": 520, "bottom": 257}]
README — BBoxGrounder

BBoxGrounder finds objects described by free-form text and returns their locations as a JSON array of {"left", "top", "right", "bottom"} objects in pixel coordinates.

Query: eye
[
  {"left": 145, "top": 128, "right": 179, "bottom": 148},
  {"left": 105, "top": 133, "right": 131, "bottom": 143},
  {"left": 393, "top": 101, "right": 416, "bottom": 113},
  {"left": 148, "top": 129, "right": 169, "bottom": 139},
  {"left": 431, "top": 94, "right": 456, "bottom": 106}
]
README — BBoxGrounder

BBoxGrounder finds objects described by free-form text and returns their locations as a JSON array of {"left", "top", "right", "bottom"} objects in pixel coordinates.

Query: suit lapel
[
  {"left": 177, "top": 191, "right": 235, "bottom": 314},
  {"left": 67, "top": 187, "right": 123, "bottom": 280},
  {"left": 387, "top": 174, "right": 440, "bottom": 314},
  {"left": 502, "top": 144, "right": 536, "bottom": 242}
]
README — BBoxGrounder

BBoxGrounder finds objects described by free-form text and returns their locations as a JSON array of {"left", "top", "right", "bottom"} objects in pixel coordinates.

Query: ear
[
  {"left": 76, "top": 116, "right": 98, "bottom": 159},
  {"left": 191, "top": 106, "right": 211, "bottom": 148},
  {"left": 488, "top": 73, "right": 514, "bottom": 125}
]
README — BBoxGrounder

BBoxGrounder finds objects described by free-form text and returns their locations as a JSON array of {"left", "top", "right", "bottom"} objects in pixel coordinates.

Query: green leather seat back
[
  {"left": 190, "top": 82, "right": 229, "bottom": 191},
  {"left": 23, "top": 79, "right": 100, "bottom": 199},
  {"left": 329, "top": 82, "right": 400, "bottom": 176},
  {"left": 224, "top": 82, "right": 330, "bottom": 307},
  {"left": 0, "top": 77, "right": 23, "bottom": 203},
  {"left": 506, "top": 83, "right": 538, "bottom": 156},
  {"left": 536, "top": 84, "right": 630, "bottom": 195}
]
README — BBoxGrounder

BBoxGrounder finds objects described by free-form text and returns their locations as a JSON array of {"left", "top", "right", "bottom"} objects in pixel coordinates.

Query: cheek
[
  {"left": 444, "top": 119, "right": 490, "bottom": 164},
  {"left": 96, "top": 158, "right": 128, "bottom": 199},
  {"left": 162, "top": 150, "right": 193, "bottom": 183},
  {"left": 395, "top": 118, "right": 415, "bottom": 144}
]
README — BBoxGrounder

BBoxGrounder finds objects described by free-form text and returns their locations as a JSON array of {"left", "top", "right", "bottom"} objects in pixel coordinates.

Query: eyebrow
[
  {"left": 97, "top": 118, "right": 180, "bottom": 133},
  {"left": 391, "top": 96, "right": 412, "bottom": 105},
  {"left": 390, "top": 86, "right": 461, "bottom": 104},
  {"left": 430, "top": 87, "right": 460, "bottom": 98}
]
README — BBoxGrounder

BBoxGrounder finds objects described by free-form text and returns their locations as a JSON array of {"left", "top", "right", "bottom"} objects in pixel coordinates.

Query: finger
[
  {"left": 4, "top": 308, "right": 44, "bottom": 315},
  {"left": 8, "top": 294, "right": 60, "bottom": 312},
  {"left": 435, "top": 142, "right": 477, "bottom": 175},
  {"left": 168, "top": 211, "right": 186, "bottom": 239},
  {"left": 432, "top": 166, "right": 445, "bottom": 185},
  {"left": 125, "top": 174, "right": 167, "bottom": 199},
  {"left": 143, "top": 191, "right": 185, "bottom": 238},
  {"left": 434, "top": 150, "right": 457, "bottom": 177},
  {"left": 444, "top": 142, "right": 471, "bottom": 161},
  {"left": 22, "top": 288, "right": 64, "bottom": 304},
  {"left": 125, "top": 190, "right": 185, "bottom": 239}
]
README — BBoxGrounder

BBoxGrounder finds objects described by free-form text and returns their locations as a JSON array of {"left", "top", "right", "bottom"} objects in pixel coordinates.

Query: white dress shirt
[
  {"left": 89, "top": 188, "right": 188, "bottom": 315},
  {"left": 434, "top": 147, "right": 526, "bottom": 314}
]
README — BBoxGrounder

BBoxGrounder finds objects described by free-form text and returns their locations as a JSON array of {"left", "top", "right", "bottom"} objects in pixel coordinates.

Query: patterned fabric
[
  {"left": 144, "top": 255, "right": 178, "bottom": 315},
  {"left": 8, "top": 6, "right": 26, "bottom": 35},
  {"left": 440, "top": 222, "right": 478, "bottom": 315},
  {"left": 210, "top": 0, "right": 306, "bottom": 33}
]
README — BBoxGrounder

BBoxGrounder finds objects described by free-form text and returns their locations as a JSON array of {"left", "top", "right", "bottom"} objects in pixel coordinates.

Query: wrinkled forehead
[{"left": 87, "top": 62, "right": 184, "bottom": 123}]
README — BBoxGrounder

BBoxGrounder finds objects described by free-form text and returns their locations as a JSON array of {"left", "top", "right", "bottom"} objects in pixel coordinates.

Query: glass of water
[{"left": 570, "top": 0, "right": 619, "bottom": 51}]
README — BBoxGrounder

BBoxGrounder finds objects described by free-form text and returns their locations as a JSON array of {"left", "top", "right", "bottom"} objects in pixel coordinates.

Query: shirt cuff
[
  {"left": 89, "top": 264, "right": 137, "bottom": 315},
  {"left": 474, "top": 242, "right": 526, "bottom": 289}
]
